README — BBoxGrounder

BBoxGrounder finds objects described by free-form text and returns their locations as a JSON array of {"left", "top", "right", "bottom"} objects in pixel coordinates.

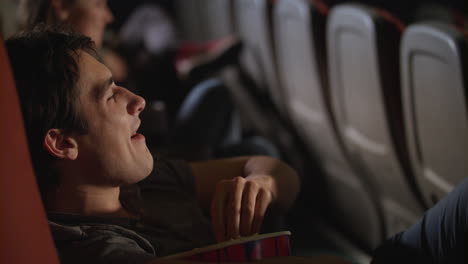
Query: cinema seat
[
  {"left": 175, "top": 0, "right": 207, "bottom": 42},
  {"left": 415, "top": 2, "right": 467, "bottom": 30},
  {"left": 200, "top": 0, "right": 234, "bottom": 40},
  {"left": 0, "top": 38, "right": 59, "bottom": 263},
  {"left": 274, "top": 0, "right": 384, "bottom": 249},
  {"left": 233, "top": 0, "right": 288, "bottom": 116},
  {"left": 327, "top": 4, "right": 426, "bottom": 238},
  {"left": 401, "top": 22, "right": 468, "bottom": 206}
]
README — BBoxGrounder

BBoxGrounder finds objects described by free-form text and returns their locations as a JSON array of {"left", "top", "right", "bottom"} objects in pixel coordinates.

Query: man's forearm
[
  {"left": 243, "top": 156, "right": 300, "bottom": 212},
  {"left": 191, "top": 155, "right": 300, "bottom": 241}
]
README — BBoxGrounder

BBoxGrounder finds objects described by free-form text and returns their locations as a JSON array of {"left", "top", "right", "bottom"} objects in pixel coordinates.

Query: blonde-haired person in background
[{"left": 17, "top": 0, "right": 128, "bottom": 83}]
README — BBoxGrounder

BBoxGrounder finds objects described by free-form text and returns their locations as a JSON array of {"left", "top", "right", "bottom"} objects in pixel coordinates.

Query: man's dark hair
[{"left": 6, "top": 25, "right": 96, "bottom": 196}]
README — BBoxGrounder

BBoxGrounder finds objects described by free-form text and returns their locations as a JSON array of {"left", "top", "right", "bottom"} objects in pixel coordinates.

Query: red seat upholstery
[{"left": 0, "top": 37, "right": 59, "bottom": 263}]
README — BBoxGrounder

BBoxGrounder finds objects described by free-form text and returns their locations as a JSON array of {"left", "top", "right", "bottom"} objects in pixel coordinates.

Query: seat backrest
[
  {"left": 175, "top": 0, "right": 207, "bottom": 42},
  {"left": 200, "top": 0, "right": 234, "bottom": 40},
  {"left": 0, "top": 39, "right": 59, "bottom": 262},
  {"left": 327, "top": 4, "right": 427, "bottom": 237},
  {"left": 414, "top": 2, "right": 465, "bottom": 29},
  {"left": 233, "top": 0, "right": 288, "bottom": 116},
  {"left": 176, "top": 0, "right": 234, "bottom": 42},
  {"left": 274, "top": 0, "right": 384, "bottom": 249},
  {"left": 401, "top": 22, "right": 468, "bottom": 206},
  {"left": 274, "top": 0, "right": 336, "bottom": 164}
]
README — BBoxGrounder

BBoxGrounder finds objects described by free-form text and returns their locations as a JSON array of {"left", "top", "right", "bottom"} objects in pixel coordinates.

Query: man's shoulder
[
  {"left": 48, "top": 214, "right": 156, "bottom": 263},
  {"left": 48, "top": 213, "right": 150, "bottom": 244}
]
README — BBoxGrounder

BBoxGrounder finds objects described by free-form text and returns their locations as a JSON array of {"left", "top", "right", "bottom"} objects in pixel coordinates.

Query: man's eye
[{"left": 107, "top": 94, "right": 115, "bottom": 101}]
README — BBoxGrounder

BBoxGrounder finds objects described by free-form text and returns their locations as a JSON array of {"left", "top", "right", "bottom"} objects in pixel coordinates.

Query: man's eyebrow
[{"left": 93, "top": 76, "right": 114, "bottom": 100}]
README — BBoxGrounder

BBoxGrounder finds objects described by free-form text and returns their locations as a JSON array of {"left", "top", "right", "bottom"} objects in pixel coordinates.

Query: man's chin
[
  {"left": 118, "top": 151, "right": 154, "bottom": 185},
  {"left": 139, "top": 153, "right": 154, "bottom": 181},
  {"left": 121, "top": 171, "right": 151, "bottom": 186},
  {"left": 145, "top": 151, "right": 154, "bottom": 173}
]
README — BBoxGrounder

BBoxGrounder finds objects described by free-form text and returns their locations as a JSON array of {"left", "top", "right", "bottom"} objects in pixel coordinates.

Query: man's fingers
[
  {"left": 251, "top": 188, "right": 272, "bottom": 235},
  {"left": 211, "top": 176, "right": 275, "bottom": 242},
  {"left": 240, "top": 181, "right": 258, "bottom": 236},
  {"left": 211, "top": 183, "right": 228, "bottom": 242},
  {"left": 226, "top": 176, "right": 245, "bottom": 241}
]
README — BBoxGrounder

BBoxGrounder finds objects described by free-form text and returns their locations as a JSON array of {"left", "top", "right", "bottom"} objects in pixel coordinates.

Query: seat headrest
[{"left": 0, "top": 37, "right": 59, "bottom": 264}]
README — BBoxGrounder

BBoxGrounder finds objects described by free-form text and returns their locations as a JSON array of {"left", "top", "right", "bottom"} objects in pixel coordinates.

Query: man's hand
[
  {"left": 190, "top": 156, "right": 300, "bottom": 242},
  {"left": 210, "top": 175, "right": 274, "bottom": 242}
]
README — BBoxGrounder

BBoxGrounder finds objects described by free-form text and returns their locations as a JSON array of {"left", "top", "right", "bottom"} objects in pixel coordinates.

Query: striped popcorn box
[{"left": 164, "top": 231, "right": 291, "bottom": 262}]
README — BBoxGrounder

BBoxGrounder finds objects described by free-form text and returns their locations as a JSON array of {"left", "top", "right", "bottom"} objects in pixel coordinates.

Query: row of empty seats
[{"left": 177, "top": 0, "right": 467, "bottom": 251}]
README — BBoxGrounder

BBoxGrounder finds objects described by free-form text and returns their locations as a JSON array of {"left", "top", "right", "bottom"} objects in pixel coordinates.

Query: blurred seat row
[{"left": 177, "top": 0, "right": 468, "bottom": 250}]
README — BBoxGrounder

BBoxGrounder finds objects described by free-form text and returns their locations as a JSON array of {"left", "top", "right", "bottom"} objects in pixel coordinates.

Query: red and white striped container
[{"left": 164, "top": 231, "right": 291, "bottom": 262}]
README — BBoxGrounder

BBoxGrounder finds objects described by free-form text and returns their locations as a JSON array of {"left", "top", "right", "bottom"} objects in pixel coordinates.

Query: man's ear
[
  {"left": 43, "top": 129, "right": 78, "bottom": 160},
  {"left": 49, "top": 0, "right": 71, "bottom": 22}
]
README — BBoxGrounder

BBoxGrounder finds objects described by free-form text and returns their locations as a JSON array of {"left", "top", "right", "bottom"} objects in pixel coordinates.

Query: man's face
[{"left": 72, "top": 51, "right": 153, "bottom": 186}]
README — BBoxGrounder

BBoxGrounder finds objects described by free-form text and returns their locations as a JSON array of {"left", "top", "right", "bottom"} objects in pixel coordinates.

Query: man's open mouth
[
  {"left": 131, "top": 132, "right": 145, "bottom": 141},
  {"left": 131, "top": 120, "right": 145, "bottom": 141}
]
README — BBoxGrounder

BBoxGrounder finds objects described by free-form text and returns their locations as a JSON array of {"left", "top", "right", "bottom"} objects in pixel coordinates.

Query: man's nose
[{"left": 127, "top": 92, "right": 146, "bottom": 116}]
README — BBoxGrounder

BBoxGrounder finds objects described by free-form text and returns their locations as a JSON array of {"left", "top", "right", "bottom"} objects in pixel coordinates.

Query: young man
[{"left": 6, "top": 27, "right": 300, "bottom": 263}]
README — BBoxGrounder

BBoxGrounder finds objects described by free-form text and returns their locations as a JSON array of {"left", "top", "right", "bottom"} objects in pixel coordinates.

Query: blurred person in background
[{"left": 16, "top": 0, "right": 129, "bottom": 83}]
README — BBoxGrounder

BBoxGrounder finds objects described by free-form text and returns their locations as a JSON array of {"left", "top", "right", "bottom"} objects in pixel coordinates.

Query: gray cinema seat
[
  {"left": 175, "top": 0, "right": 206, "bottom": 42},
  {"left": 401, "top": 22, "right": 468, "bottom": 207},
  {"left": 200, "top": 0, "right": 234, "bottom": 40},
  {"left": 176, "top": 0, "right": 233, "bottom": 42},
  {"left": 233, "top": 0, "right": 288, "bottom": 115},
  {"left": 327, "top": 4, "right": 427, "bottom": 238},
  {"left": 274, "top": 0, "right": 384, "bottom": 249}
]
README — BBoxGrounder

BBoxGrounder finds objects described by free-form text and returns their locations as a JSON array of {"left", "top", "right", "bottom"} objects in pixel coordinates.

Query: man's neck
[{"left": 45, "top": 184, "right": 131, "bottom": 218}]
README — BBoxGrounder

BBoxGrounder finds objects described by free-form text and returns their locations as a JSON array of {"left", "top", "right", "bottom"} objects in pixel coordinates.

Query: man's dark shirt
[{"left": 48, "top": 158, "right": 215, "bottom": 264}]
